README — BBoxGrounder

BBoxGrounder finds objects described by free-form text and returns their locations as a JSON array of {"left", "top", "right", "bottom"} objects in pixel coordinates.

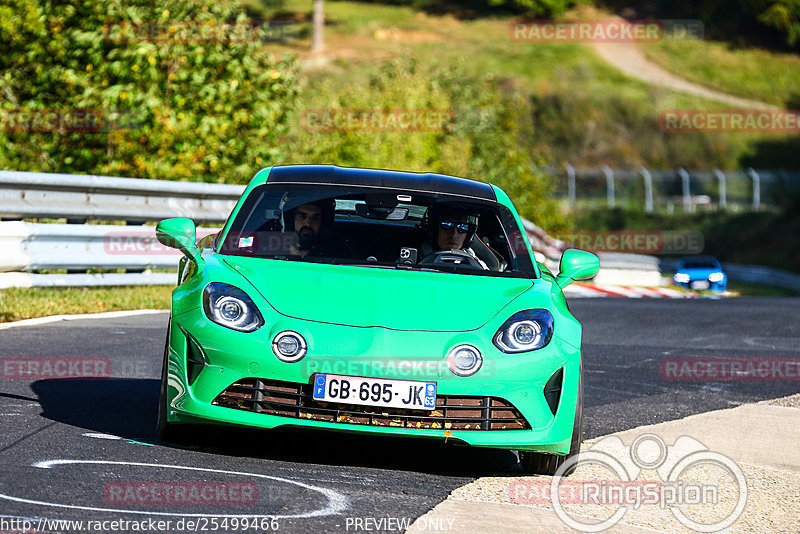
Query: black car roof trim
[{"left": 266, "top": 165, "right": 497, "bottom": 202}]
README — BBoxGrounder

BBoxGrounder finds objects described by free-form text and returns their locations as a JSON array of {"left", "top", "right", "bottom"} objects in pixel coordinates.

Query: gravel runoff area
[
  {"left": 412, "top": 402, "right": 800, "bottom": 533},
  {"left": 764, "top": 392, "right": 800, "bottom": 408},
  {"left": 446, "top": 451, "right": 799, "bottom": 533}
]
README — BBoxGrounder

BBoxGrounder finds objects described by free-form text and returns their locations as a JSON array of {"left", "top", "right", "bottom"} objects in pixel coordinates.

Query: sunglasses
[{"left": 439, "top": 221, "right": 471, "bottom": 234}]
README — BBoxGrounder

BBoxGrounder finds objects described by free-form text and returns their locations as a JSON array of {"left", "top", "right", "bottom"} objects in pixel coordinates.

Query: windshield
[
  {"left": 681, "top": 259, "right": 718, "bottom": 269},
  {"left": 219, "top": 184, "right": 536, "bottom": 278}
]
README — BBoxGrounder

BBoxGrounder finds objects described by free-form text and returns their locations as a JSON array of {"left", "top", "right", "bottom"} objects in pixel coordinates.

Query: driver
[
  {"left": 421, "top": 205, "right": 488, "bottom": 270},
  {"left": 284, "top": 199, "right": 353, "bottom": 259}
]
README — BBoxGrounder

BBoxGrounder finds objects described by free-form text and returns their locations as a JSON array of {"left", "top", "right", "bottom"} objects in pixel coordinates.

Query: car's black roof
[{"left": 266, "top": 165, "right": 496, "bottom": 202}]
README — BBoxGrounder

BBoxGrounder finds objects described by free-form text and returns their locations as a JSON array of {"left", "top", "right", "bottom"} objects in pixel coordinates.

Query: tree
[
  {"left": 0, "top": 0, "right": 298, "bottom": 183},
  {"left": 756, "top": 0, "right": 800, "bottom": 47},
  {"left": 312, "top": 0, "right": 324, "bottom": 52}
]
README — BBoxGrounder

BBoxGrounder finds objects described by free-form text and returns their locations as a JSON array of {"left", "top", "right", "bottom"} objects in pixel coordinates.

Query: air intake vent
[{"left": 212, "top": 378, "right": 531, "bottom": 431}]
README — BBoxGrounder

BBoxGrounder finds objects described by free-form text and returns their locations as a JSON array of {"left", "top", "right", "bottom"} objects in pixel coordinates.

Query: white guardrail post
[
  {"left": 640, "top": 167, "right": 654, "bottom": 214},
  {"left": 678, "top": 168, "right": 692, "bottom": 213},
  {"left": 602, "top": 165, "right": 615, "bottom": 209},
  {"left": 713, "top": 168, "right": 727, "bottom": 210},
  {"left": 746, "top": 167, "right": 761, "bottom": 212},
  {"left": 566, "top": 163, "right": 576, "bottom": 207}
]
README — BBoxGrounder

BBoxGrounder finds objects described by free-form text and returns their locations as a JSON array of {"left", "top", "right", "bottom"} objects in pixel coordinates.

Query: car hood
[{"left": 223, "top": 256, "right": 533, "bottom": 331}]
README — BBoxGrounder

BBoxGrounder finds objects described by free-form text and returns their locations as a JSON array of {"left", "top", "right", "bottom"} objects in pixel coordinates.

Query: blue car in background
[{"left": 673, "top": 256, "right": 727, "bottom": 292}]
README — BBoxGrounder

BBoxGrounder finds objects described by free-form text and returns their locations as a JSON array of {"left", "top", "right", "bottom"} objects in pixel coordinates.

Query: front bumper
[
  {"left": 165, "top": 308, "right": 581, "bottom": 454},
  {"left": 676, "top": 279, "right": 727, "bottom": 292}
]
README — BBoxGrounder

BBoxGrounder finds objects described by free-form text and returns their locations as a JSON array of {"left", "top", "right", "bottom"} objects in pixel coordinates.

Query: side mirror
[
  {"left": 556, "top": 249, "right": 599, "bottom": 288},
  {"left": 156, "top": 218, "right": 202, "bottom": 262}
]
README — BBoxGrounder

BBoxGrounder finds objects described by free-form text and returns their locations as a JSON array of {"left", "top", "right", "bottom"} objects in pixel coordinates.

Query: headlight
[
  {"left": 674, "top": 273, "right": 690, "bottom": 283},
  {"left": 493, "top": 309, "right": 554, "bottom": 353},
  {"left": 708, "top": 272, "right": 724, "bottom": 282},
  {"left": 203, "top": 282, "right": 264, "bottom": 332},
  {"left": 272, "top": 331, "right": 307, "bottom": 362}
]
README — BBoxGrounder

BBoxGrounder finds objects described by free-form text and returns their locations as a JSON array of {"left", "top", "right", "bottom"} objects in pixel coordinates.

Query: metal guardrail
[
  {"left": 1, "top": 170, "right": 796, "bottom": 291},
  {"left": 0, "top": 171, "right": 666, "bottom": 288},
  {"left": 0, "top": 170, "right": 242, "bottom": 223},
  {"left": 0, "top": 220, "right": 220, "bottom": 288},
  {"left": 0, "top": 221, "right": 219, "bottom": 272},
  {"left": 521, "top": 219, "right": 663, "bottom": 285},
  {"left": 0, "top": 272, "right": 177, "bottom": 289}
]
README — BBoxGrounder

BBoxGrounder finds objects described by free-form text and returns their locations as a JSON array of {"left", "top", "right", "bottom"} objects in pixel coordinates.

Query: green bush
[
  {"left": 756, "top": 0, "right": 800, "bottom": 47},
  {"left": 0, "top": 0, "right": 298, "bottom": 183},
  {"left": 289, "top": 57, "right": 565, "bottom": 229},
  {"left": 350, "top": 0, "right": 582, "bottom": 17}
]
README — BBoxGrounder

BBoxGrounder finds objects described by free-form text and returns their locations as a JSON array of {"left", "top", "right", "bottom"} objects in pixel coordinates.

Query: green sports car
[{"left": 156, "top": 165, "right": 599, "bottom": 475}]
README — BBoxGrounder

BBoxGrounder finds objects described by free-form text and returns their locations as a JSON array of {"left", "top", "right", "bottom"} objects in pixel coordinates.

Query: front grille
[{"left": 212, "top": 378, "right": 530, "bottom": 431}]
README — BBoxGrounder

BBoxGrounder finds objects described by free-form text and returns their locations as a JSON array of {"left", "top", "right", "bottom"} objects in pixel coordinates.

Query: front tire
[
  {"left": 157, "top": 325, "right": 191, "bottom": 444},
  {"left": 519, "top": 366, "right": 583, "bottom": 476}
]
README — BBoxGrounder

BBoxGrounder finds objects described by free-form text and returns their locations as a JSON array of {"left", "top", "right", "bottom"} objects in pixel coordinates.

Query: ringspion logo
[{"left": 514, "top": 434, "right": 747, "bottom": 532}]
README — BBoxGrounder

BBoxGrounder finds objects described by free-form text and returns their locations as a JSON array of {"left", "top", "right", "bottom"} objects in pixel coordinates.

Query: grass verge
[
  {"left": 571, "top": 208, "right": 800, "bottom": 273},
  {"left": 725, "top": 281, "right": 800, "bottom": 297},
  {"left": 0, "top": 286, "right": 172, "bottom": 323},
  {"left": 263, "top": 1, "right": 800, "bottom": 172},
  {"left": 642, "top": 39, "right": 800, "bottom": 108}
]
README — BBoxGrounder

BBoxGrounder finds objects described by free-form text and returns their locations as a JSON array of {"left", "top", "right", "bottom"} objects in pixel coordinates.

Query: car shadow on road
[{"left": 31, "top": 378, "right": 521, "bottom": 477}]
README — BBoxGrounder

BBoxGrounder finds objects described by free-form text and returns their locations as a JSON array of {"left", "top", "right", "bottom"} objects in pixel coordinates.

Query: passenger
[{"left": 421, "top": 205, "right": 489, "bottom": 269}]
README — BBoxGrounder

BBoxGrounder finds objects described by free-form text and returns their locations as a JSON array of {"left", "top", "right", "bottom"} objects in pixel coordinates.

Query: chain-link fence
[{"left": 548, "top": 166, "right": 800, "bottom": 213}]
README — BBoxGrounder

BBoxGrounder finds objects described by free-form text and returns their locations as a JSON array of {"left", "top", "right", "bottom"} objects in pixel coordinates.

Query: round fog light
[
  {"left": 272, "top": 331, "right": 307, "bottom": 362},
  {"left": 447, "top": 344, "right": 482, "bottom": 377}
]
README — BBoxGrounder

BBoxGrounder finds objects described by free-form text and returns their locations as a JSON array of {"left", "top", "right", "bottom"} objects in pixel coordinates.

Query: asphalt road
[{"left": 0, "top": 297, "right": 798, "bottom": 533}]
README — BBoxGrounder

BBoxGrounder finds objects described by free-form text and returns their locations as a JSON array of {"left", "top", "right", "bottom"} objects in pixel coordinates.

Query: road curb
[
  {"left": 0, "top": 309, "right": 167, "bottom": 330},
  {"left": 564, "top": 283, "right": 695, "bottom": 298},
  {"left": 410, "top": 402, "right": 800, "bottom": 533}
]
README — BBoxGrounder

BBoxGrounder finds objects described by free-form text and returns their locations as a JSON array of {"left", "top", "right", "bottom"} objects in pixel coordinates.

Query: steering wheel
[{"left": 419, "top": 250, "right": 484, "bottom": 269}]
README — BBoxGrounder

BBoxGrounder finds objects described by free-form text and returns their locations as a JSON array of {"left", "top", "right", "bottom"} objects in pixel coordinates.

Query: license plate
[
  {"left": 691, "top": 280, "right": 710, "bottom": 290},
  {"left": 312, "top": 374, "right": 437, "bottom": 411}
]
